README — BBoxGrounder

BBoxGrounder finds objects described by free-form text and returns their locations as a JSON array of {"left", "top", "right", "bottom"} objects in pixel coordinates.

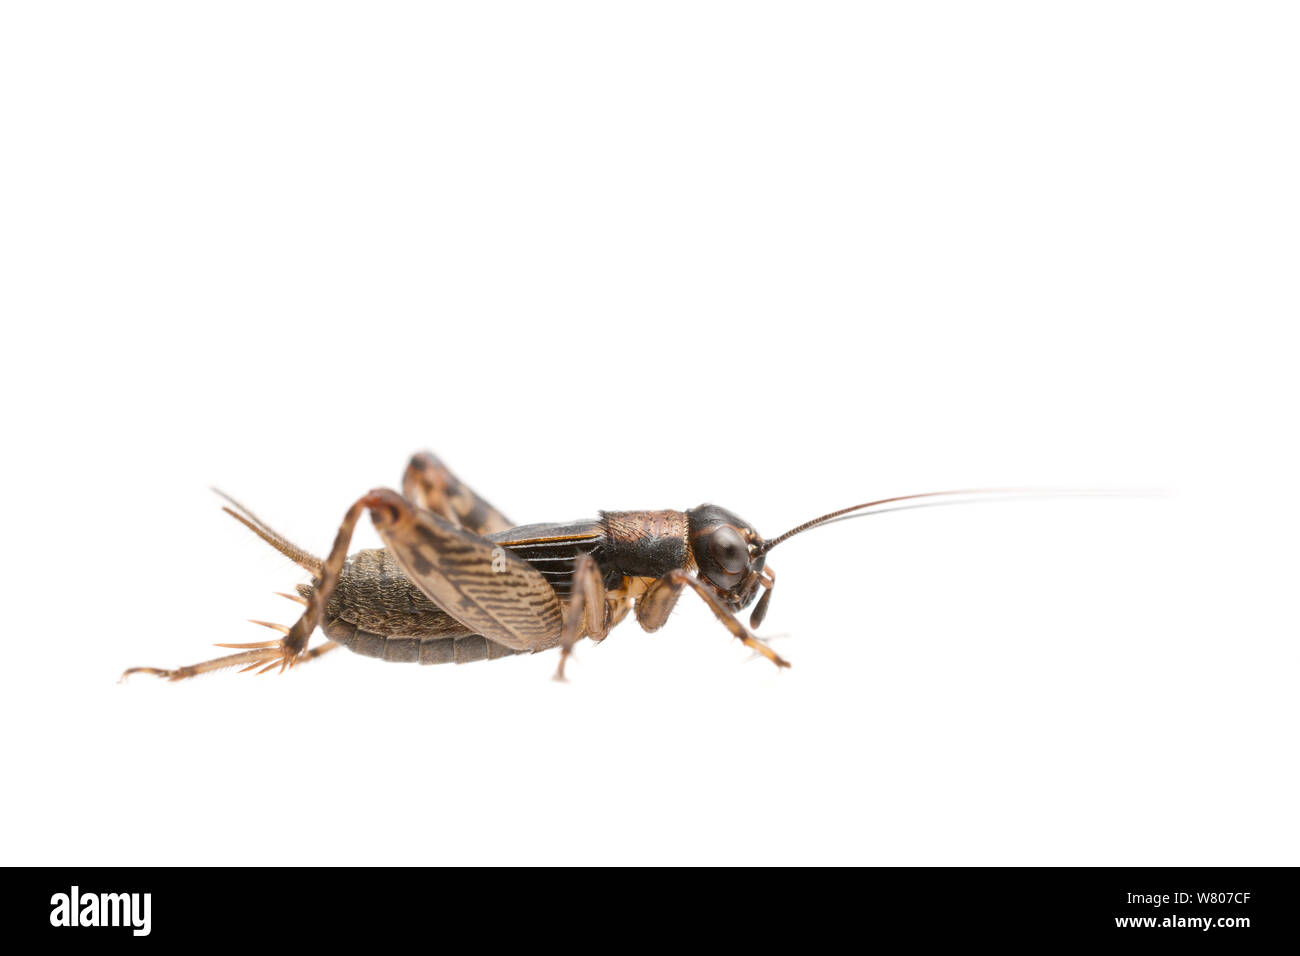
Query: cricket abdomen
[
  {"left": 320, "top": 616, "right": 523, "bottom": 665},
  {"left": 301, "top": 548, "right": 522, "bottom": 666}
]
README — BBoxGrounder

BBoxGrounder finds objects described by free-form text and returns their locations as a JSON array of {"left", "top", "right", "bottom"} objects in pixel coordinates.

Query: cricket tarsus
[{"left": 120, "top": 641, "right": 340, "bottom": 683}]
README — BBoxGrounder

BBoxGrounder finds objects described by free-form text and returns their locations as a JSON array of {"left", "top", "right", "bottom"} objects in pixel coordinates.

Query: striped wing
[{"left": 375, "top": 505, "right": 565, "bottom": 652}]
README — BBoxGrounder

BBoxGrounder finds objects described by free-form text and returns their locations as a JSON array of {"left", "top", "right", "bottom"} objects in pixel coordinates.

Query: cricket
[{"left": 121, "top": 451, "right": 1087, "bottom": 683}]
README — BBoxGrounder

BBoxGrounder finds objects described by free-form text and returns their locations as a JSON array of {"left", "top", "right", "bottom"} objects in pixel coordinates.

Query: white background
[{"left": 2, "top": 3, "right": 1296, "bottom": 865}]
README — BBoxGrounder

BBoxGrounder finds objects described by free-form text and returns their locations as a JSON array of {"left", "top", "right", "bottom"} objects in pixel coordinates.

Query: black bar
[{"left": 10, "top": 867, "right": 1297, "bottom": 944}]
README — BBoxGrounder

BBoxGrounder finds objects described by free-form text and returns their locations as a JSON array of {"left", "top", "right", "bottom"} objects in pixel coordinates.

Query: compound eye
[{"left": 708, "top": 526, "right": 749, "bottom": 575}]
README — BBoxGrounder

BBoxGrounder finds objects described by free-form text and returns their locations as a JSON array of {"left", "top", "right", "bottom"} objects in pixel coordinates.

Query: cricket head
[{"left": 685, "top": 504, "right": 773, "bottom": 626}]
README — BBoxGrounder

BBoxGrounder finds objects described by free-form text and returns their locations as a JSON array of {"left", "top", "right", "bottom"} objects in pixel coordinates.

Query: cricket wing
[{"left": 367, "top": 489, "right": 564, "bottom": 652}]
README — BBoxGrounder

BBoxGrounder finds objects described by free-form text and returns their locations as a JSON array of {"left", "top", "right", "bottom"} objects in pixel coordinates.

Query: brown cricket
[{"left": 121, "top": 451, "right": 1071, "bottom": 682}]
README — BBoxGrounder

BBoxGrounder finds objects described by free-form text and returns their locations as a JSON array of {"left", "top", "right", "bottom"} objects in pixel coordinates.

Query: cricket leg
[
  {"left": 749, "top": 565, "right": 776, "bottom": 629},
  {"left": 228, "top": 492, "right": 383, "bottom": 671},
  {"left": 298, "top": 641, "right": 340, "bottom": 664},
  {"left": 121, "top": 646, "right": 283, "bottom": 682},
  {"left": 402, "top": 451, "right": 512, "bottom": 534},
  {"left": 122, "top": 492, "right": 390, "bottom": 682},
  {"left": 636, "top": 570, "right": 791, "bottom": 669},
  {"left": 120, "top": 641, "right": 340, "bottom": 683},
  {"left": 553, "top": 554, "right": 610, "bottom": 682}
]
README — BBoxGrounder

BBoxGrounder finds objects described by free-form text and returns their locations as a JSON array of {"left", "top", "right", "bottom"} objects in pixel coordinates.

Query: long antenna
[{"left": 759, "top": 487, "right": 1130, "bottom": 553}]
